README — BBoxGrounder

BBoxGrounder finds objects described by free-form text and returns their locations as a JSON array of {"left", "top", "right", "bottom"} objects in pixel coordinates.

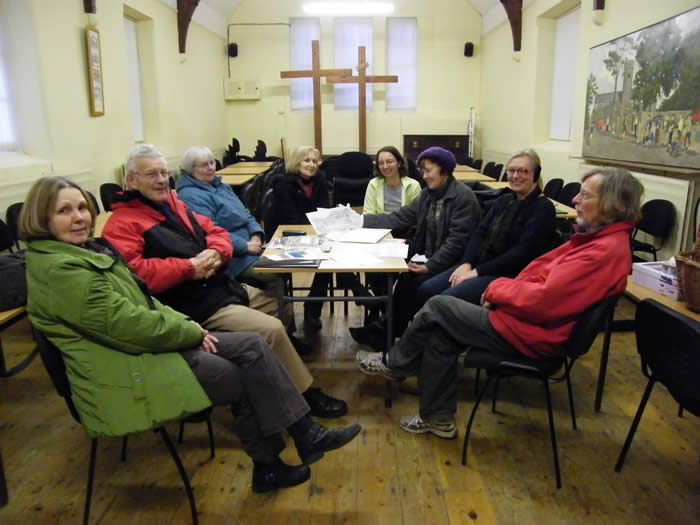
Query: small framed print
[{"left": 85, "top": 26, "right": 104, "bottom": 116}]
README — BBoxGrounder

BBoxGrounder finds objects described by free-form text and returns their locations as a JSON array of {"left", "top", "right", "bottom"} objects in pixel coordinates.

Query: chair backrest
[
  {"left": 494, "top": 163, "right": 505, "bottom": 181},
  {"left": 86, "top": 191, "right": 100, "bottom": 215},
  {"left": 100, "top": 183, "right": 122, "bottom": 212},
  {"left": 635, "top": 299, "right": 700, "bottom": 415},
  {"left": 5, "top": 202, "right": 23, "bottom": 250},
  {"left": 406, "top": 159, "right": 426, "bottom": 188},
  {"left": 337, "top": 151, "right": 373, "bottom": 179},
  {"left": 543, "top": 178, "right": 564, "bottom": 200},
  {"left": 261, "top": 188, "right": 277, "bottom": 239},
  {"left": 0, "top": 219, "right": 14, "bottom": 252},
  {"left": 482, "top": 161, "right": 495, "bottom": 178},
  {"left": 254, "top": 140, "right": 267, "bottom": 161},
  {"left": 472, "top": 159, "right": 483, "bottom": 171},
  {"left": 465, "top": 156, "right": 474, "bottom": 168},
  {"left": 635, "top": 199, "right": 676, "bottom": 240},
  {"left": 33, "top": 329, "right": 82, "bottom": 423},
  {"left": 557, "top": 182, "right": 581, "bottom": 208},
  {"left": 564, "top": 293, "right": 620, "bottom": 360}
]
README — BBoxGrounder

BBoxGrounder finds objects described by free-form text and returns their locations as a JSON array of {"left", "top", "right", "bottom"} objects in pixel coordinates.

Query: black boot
[
  {"left": 252, "top": 458, "right": 311, "bottom": 493},
  {"left": 348, "top": 318, "right": 387, "bottom": 351},
  {"left": 294, "top": 422, "right": 362, "bottom": 465},
  {"left": 303, "top": 387, "right": 348, "bottom": 418}
]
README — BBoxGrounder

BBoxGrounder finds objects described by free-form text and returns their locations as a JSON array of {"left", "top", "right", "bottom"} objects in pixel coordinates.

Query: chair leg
[
  {"left": 343, "top": 287, "right": 349, "bottom": 316},
  {"left": 83, "top": 438, "right": 98, "bottom": 525},
  {"left": 474, "top": 368, "right": 481, "bottom": 396},
  {"left": 158, "top": 427, "right": 198, "bottom": 525},
  {"left": 206, "top": 415, "right": 215, "bottom": 459},
  {"left": 542, "top": 380, "right": 562, "bottom": 489},
  {"left": 120, "top": 436, "right": 128, "bottom": 462},
  {"left": 462, "top": 375, "right": 493, "bottom": 466},
  {"left": 178, "top": 421, "right": 185, "bottom": 444},
  {"left": 491, "top": 376, "right": 500, "bottom": 413},
  {"left": 615, "top": 378, "right": 655, "bottom": 472},
  {"left": 328, "top": 279, "right": 335, "bottom": 315},
  {"left": 564, "top": 361, "right": 577, "bottom": 430},
  {"left": 594, "top": 306, "right": 615, "bottom": 412}
]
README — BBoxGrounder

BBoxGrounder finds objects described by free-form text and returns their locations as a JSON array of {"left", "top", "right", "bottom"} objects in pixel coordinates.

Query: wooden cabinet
[{"left": 403, "top": 134, "right": 470, "bottom": 164}]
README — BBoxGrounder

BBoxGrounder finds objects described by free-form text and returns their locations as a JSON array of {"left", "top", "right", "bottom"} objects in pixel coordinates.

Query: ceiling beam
[
  {"left": 177, "top": 0, "right": 200, "bottom": 54},
  {"left": 500, "top": 0, "right": 522, "bottom": 52},
  {"left": 83, "top": 0, "right": 96, "bottom": 14}
]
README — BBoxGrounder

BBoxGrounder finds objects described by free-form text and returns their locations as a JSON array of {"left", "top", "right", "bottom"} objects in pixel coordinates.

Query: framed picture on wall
[
  {"left": 582, "top": 6, "right": 700, "bottom": 170},
  {"left": 85, "top": 25, "right": 104, "bottom": 116}
]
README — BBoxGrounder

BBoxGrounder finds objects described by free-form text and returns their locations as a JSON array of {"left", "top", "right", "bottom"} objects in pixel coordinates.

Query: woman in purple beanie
[{"left": 350, "top": 147, "right": 482, "bottom": 350}]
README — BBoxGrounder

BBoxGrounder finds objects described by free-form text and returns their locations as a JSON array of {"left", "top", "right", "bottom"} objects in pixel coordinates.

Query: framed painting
[
  {"left": 85, "top": 26, "right": 104, "bottom": 116},
  {"left": 582, "top": 7, "right": 700, "bottom": 170}
]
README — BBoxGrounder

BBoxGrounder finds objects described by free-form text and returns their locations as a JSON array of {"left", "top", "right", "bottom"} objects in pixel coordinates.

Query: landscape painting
[{"left": 583, "top": 7, "right": 700, "bottom": 170}]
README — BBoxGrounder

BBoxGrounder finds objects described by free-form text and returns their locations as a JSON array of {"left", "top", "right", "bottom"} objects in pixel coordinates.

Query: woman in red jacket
[{"left": 356, "top": 167, "right": 644, "bottom": 438}]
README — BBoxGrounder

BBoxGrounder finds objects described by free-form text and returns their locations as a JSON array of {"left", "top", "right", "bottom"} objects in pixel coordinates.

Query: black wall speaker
[
  {"left": 228, "top": 43, "right": 238, "bottom": 58},
  {"left": 464, "top": 42, "right": 474, "bottom": 57}
]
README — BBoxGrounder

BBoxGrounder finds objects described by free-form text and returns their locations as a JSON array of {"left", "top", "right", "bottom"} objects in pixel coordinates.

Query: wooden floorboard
[{"left": 1, "top": 294, "right": 698, "bottom": 524}]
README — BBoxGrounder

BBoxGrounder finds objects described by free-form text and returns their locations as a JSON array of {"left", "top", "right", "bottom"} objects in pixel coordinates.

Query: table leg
[{"left": 384, "top": 273, "right": 394, "bottom": 408}]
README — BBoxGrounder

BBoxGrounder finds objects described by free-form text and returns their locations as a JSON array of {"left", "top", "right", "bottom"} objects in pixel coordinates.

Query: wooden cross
[
  {"left": 326, "top": 46, "right": 398, "bottom": 152},
  {"left": 280, "top": 40, "right": 352, "bottom": 154}
]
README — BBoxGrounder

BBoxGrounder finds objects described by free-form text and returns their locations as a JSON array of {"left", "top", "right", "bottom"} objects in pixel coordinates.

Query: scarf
[{"left": 423, "top": 177, "right": 453, "bottom": 257}]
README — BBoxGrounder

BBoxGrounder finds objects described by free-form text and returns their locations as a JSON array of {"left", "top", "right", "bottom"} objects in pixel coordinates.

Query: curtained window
[
  {"left": 386, "top": 17, "right": 417, "bottom": 110},
  {"left": 124, "top": 17, "right": 145, "bottom": 141},
  {"left": 289, "top": 18, "right": 321, "bottom": 110},
  {"left": 0, "top": 24, "right": 17, "bottom": 151},
  {"left": 333, "top": 18, "right": 373, "bottom": 110},
  {"left": 550, "top": 7, "right": 580, "bottom": 140}
]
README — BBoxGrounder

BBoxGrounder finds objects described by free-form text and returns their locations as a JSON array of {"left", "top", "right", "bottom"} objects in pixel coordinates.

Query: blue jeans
[{"left": 416, "top": 264, "right": 498, "bottom": 308}]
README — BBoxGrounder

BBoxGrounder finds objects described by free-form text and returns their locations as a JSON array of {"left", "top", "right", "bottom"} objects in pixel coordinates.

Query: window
[
  {"left": 386, "top": 17, "right": 416, "bottom": 110},
  {"left": 289, "top": 18, "right": 321, "bottom": 110},
  {"left": 333, "top": 18, "right": 373, "bottom": 110},
  {"left": 124, "top": 16, "right": 145, "bottom": 141},
  {"left": 0, "top": 25, "right": 16, "bottom": 151},
  {"left": 549, "top": 7, "right": 580, "bottom": 140}
]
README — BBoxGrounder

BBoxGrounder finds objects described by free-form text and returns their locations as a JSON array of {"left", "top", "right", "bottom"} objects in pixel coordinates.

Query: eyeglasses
[
  {"left": 506, "top": 168, "right": 530, "bottom": 176},
  {"left": 137, "top": 169, "right": 170, "bottom": 181},
  {"left": 576, "top": 190, "right": 598, "bottom": 200}
]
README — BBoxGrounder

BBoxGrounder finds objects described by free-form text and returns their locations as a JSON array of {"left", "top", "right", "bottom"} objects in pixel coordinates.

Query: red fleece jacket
[{"left": 485, "top": 221, "right": 634, "bottom": 358}]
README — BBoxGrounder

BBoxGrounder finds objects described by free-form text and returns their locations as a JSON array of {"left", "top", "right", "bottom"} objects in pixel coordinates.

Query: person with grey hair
[
  {"left": 356, "top": 167, "right": 643, "bottom": 439},
  {"left": 175, "top": 146, "right": 291, "bottom": 325},
  {"left": 414, "top": 147, "right": 556, "bottom": 307},
  {"left": 102, "top": 144, "right": 349, "bottom": 419}
]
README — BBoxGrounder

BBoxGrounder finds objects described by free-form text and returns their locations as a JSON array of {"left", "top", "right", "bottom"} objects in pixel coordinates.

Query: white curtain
[
  {"left": 124, "top": 17, "right": 145, "bottom": 142},
  {"left": 289, "top": 18, "right": 321, "bottom": 110},
  {"left": 550, "top": 7, "right": 580, "bottom": 140},
  {"left": 0, "top": 23, "right": 17, "bottom": 151},
  {"left": 333, "top": 18, "right": 373, "bottom": 110},
  {"left": 386, "top": 17, "right": 417, "bottom": 110}
]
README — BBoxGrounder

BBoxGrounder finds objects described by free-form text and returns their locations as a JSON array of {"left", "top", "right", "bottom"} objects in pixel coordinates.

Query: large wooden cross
[
  {"left": 326, "top": 46, "right": 398, "bottom": 152},
  {"left": 280, "top": 40, "right": 351, "bottom": 154}
]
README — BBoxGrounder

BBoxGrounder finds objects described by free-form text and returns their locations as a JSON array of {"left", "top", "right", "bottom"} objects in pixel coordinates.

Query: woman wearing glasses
[
  {"left": 415, "top": 148, "right": 556, "bottom": 307},
  {"left": 363, "top": 146, "right": 421, "bottom": 214}
]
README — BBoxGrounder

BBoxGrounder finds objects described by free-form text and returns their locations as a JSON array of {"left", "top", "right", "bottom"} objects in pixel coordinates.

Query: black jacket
[{"left": 266, "top": 172, "right": 330, "bottom": 235}]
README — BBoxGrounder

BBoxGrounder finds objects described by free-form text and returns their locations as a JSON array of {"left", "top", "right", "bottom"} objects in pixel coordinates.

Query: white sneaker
[
  {"left": 355, "top": 350, "right": 403, "bottom": 381},
  {"left": 399, "top": 414, "right": 457, "bottom": 439}
]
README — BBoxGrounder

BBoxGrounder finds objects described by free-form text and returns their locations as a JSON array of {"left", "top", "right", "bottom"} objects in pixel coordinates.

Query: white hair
[
  {"left": 181, "top": 146, "right": 215, "bottom": 175},
  {"left": 125, "top": 144, "right": 166, "bottom": 176}
]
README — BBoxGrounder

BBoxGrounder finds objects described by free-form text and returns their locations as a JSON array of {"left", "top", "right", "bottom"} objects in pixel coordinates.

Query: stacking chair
[
  {"left": 462, "top": 294, "right": 620, "bottom": 488},
  {"left": 482, "top": 161, "right": 496, "bottom": 178},
  {"left": 471, "top": 159, "right": 483, "bottom": 172},
  {"left": 543, "top": 178, "right": 564, "bottom": 200},
  {"left": 464, "top": 156, "right": 474, "bottom": 168},
  {"left": 406, "top": 159, "right": 426, "bottom": 189},
  {"left": 86, "top": 191, "right": 100, "bottom": 215},
  {"left": 99, "top": 183, "right": 122, "bottom": 212},
  {"left": 34, "top": 330, "right": 213, "bottom": 525},
  {"left": 0, "top": 219, "right": 14, "bottom": 253},
  {"left": 333, "top": 151, "right": 373, "bottom": 207},
  {"left": 630, "top": 199, "right": 675, "bottom": 261},
  {"left": 614, "top": 299, "right": 699, "bottom": 472},
  {"left": 556, "top": 182, "right": 581, "bottom": 208},
  {"left": 5, "top": 202, "right": 23, "bottom": 251},
  {"left": 493, "top": 163, "right": 505, "bottom": 181}
]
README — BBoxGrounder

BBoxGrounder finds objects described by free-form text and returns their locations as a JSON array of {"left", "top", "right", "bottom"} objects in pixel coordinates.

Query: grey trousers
[
  {"left": 180, "top": 331, "right": 310, "bottom": 463},
  {"left": 387, "top": 296, "right": 520, "bottom": 419}
]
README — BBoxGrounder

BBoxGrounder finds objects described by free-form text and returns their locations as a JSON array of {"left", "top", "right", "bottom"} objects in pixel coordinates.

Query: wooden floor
[{"left": 1, "top": 296, "right": 698, "bottom": 524}]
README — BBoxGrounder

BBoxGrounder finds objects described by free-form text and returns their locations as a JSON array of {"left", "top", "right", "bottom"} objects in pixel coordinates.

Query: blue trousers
[{"left": 416, "top": 264, "right": 499, "bottom": 308}]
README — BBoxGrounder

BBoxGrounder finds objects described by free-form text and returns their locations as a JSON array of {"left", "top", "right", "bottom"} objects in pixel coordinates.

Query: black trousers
[{"left": 180, "top": 331, "right": 310, "bottom": 462}]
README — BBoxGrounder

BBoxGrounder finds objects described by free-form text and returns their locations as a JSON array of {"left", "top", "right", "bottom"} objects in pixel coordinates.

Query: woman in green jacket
[{"left": 20, "top": 176, "right": 360, "bottom": 494}]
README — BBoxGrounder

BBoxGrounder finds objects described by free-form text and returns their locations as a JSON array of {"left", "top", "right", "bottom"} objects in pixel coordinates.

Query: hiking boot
[{"left": 399, "top": 414, "right": 457, "bottom": 439}]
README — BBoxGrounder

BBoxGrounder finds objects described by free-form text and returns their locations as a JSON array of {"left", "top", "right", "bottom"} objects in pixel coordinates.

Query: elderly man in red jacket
[
  {"left": 103, "top": 144, "right": 347, "bottom": 419},
  {"left": 356, "top": 167, "right": 644, "bottom": 439}
]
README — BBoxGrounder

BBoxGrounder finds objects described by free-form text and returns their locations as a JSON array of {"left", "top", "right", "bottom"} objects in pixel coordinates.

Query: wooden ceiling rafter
[
  {"left": 177, "top": 0, "right": 201, "bottom": 54},
  {"left": 500, "top": 0, "right": 522, "bottom": 53},
  {"left": 83, "top": 0, "right": 96, "bottom": 14}
]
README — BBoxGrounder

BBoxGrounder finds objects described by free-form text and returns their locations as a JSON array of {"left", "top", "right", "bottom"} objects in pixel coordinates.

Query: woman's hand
[
  {"left": 449, "top": 263, "right": 476, "bottom": 287},
  {"left": 407, "top": 262, "right": 429, "bottom": 274},
  {"left": 247, "top": 237, "right": 263, "bottom": 255},
  {"left": 480, "top": 293, "right": 492, "bottom": 310},
  {"left": 191, "top": 321, "right": 219, "bottom": 353}
]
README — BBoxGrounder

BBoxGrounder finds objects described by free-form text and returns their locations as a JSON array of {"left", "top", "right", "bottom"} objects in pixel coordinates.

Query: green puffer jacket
[{"left": 26, "top": 239, "right": 211, "bottom": 438}]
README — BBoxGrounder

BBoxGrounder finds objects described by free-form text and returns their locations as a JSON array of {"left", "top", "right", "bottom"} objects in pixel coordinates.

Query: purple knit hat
[{"left": 416, "top": 147, "right": 457, "bottom": 175}]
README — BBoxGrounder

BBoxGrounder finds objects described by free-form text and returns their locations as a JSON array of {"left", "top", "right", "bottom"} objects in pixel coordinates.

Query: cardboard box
[{"left": 631, "top": 261, "right": 680, "bottom": 300}]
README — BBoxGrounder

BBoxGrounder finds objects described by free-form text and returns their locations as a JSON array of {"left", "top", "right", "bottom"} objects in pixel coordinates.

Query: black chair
[
  {"left": 5, "top": 202, "right": 23, "bottom": 251},
  {"left": 406, "top": 159, "right": 426, "bottom": 189},
  {"left": 462, "top": 294, "right": 620, "bottom": 489},
  {"left": 99, "top": 183, "right": 122, "bottom": 212},
  {"left": 86, "top": 191, "right": 100, "bottom": 215},
  {"left": 614, "top": 299, "right": 699, "bottom": 472},
  {"left": 630, "top": 199, "right": 676, "bottom": 262},
  {"left": 493, "top": 163, "right": 505, "bottom": 181},
  {"left": 0, "top": 219, "right": 14, "bottom": 253},
  {"left": 471, "top": 159, "right": 483, "bottom": 172},
  {"left": 333, "top": 151, "right": 373, "bottom": 207},
  {"left": 556, "top": 182, "right": 581, "bottom": 208},
  {"left": 482, "top": 161, "right": 496, "bottom": 179},
  {"left": 223, "top": 138, "right": 253, "bottom": 166},
  {"left": 34, "top": 329, "right": 213, "bottom": 525},
  {"left": 543, "top": 178, "right": 564, "bottom": 200}
]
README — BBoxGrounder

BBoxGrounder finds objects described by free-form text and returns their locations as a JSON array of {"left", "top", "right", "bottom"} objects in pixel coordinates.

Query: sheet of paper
[
  {"left": 410, "top": 253, "right": 428, "bottom": 263},
  {"left": 306, "top": 206, "right": 362, "bottom": 234},
  {"left": 325, "top": 228, "right": 391, "bottom": 244},
  {"left": 328, "top": 242, "right": 408, "bottom": 263}
]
